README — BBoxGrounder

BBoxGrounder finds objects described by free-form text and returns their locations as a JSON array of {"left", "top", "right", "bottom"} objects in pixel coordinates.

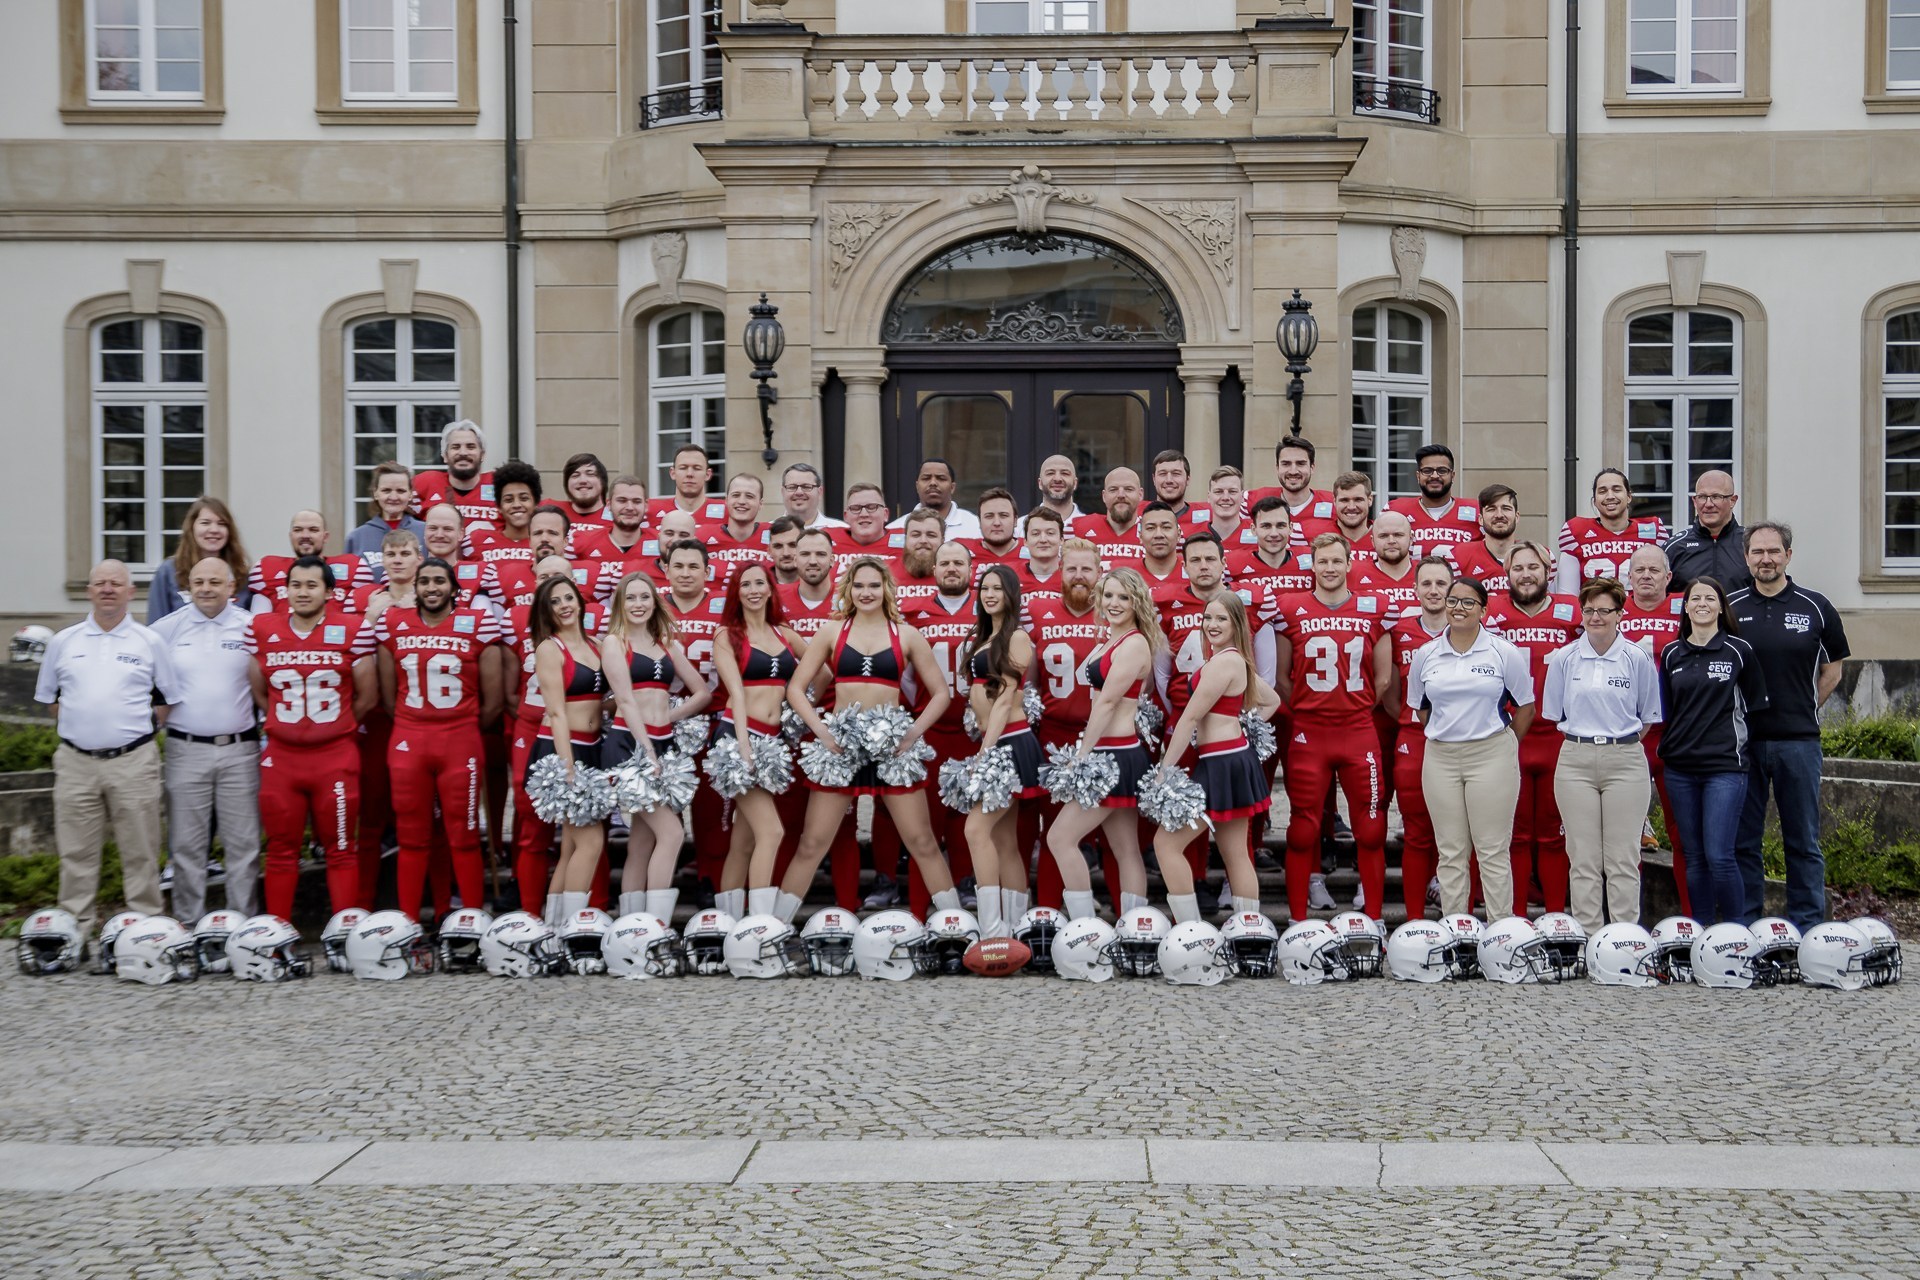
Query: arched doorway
[{"left": 881, "top": 232, "right": 1185, "bottom": 515}]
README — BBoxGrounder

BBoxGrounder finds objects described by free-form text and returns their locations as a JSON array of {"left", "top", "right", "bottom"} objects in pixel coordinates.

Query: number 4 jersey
[
  {"left": 1271, "top": 591, "right": 1388, "bottom": 725},
  {"left": 248, "top": 612, "right": 377, "bottom": 746},
  {"left": 374, "top": 606, "right": 502, "bottom": 726}
]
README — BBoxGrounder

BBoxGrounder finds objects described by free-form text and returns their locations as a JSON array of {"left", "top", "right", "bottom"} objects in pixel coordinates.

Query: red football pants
[
  {"left": 1642, "top": 727, "right": 1689, "bottom": 917},
  {"left": 1514, "top": 728, "right": 1568, "bottom": 914},
  {"left": 508, "top": 719, "right": 555, "bottom": 914},
  {"left": 1392, "top": 723, "right": 1435, "bottom": 919},
  {"left": 260, "top": 735, "right": 360, "bottom": 919},
  {"left": 689, "top": 746, "right": 726, "bottom": 887},
  {"left": 1283, "top": 717, "right": 1388, "bottom": 922},
  {"left": 389, "top": 719, "right": 485, "bottom": 919},
  {"left": 355, "top": 713, "right": 391, "bottom": 910}
]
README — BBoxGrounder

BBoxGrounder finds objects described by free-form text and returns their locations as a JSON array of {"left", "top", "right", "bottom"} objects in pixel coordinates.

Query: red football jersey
[
  {"left": 1441, "top": 539, "right": 1511, "bottom": 595},
  {"left": 481, "top": 558, "right": 621, "bottom": 613},
  {"left": 706, "top": 524, "right": 773, "bottom": 578},
  {"left": 249, "top": 555, "right": 373, "bottom": 614},
  {"left": 1272, "top": 591, "right": 1390, "bottom": 724},
  {"left": 664, "top": 589, "right": 725, "bottom": 694},
  {"left": 1348, "top": 558, "right": 1421, "bottom": 623},
  {"left": 1070, "top": 515, "right": 1146, "bottom": 568},
  {"left": 249, "top": 612, "right": 375, "bottom": 746},
  {"left": 1160, "top": 588, "right": 1270, "bottom": 721},
  {"left": 905, "top": 595, "right": 978, "bottom": 731},
  {"left": 412, "top": 470, "right": 497, "bottom": 530},
  {"left": 1024, "top": 596, "right": 1107, "bottom": 729},
  {"left": 468, "top": 527, "right": 534, "bottom": 587},
  {"left": 1016, "top": 561, "right": 1064, "bottom": 604},
  {"left": 828, "top": 529, "right": 906, "bottom": 579},
  {"left": 1387, "top": 614, "right": 1447, "bottom": 726},
  {"left": 571, "top": 527, "right": 649, "bottom": 568},
  {"left": 957, "top": 539, "right": 1027, "bottom": 585},
  {"left": 1206, "top": 519, "right": 1263, "bottom": 556},
  {"left": 648, "top": 494, "right": 729, "bottom": 532},
  {"left": 1140, "top": 563, "right": 1190, "bottom": 609},
  {"left": 1558, "top": 515, "right": 1670, "bottom": 584},
  {"left": 542, "top": 500, "right": 614, "bottom": 542},
  {"left": 1484, "top": 593, "right": 1582, "bottom": 729},
  {"left": 1226, "top": 548, "right": 1313, "bottom": 604},
  {"left": 1247, "top": 487, "right": 1336, "bottom": 547},
  {"left": 776, "top": 583, "right": 839, "bottom": 643},
  {"left": 1620, "top": 592, "right": 1685, "bottom": 663},
  {"left": 1388, "top": 496, "right": 1482, "bottom": 557},
  {"left": 375, "top": 606, "right": 501, "bottom": 727},
  {"left": 506, "top": 602, "right": 608, "bottom": 725}
]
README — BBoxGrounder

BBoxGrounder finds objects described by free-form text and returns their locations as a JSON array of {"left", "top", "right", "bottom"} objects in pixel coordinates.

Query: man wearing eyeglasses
[
  {"left": 1388, "top": 443, "right": 1482, "bottom": 558},
  {"left": 779, "top": 463, "right": 845, "bottom": 530},
  {"left": 1663, "top": 470, "right": 1749, "bottom": 595}
]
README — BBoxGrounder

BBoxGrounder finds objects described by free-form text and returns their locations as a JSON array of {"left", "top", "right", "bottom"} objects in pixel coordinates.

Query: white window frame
[
  {"left": 342, "top": 0, "right": 458, "bottom": 102},
  {"left": 1892, "top": 0, "right": 1920, "bottom": 91},
  {"left": 1627, "top": 0, "right": 1745, "bottom": 96},
  {"left": 1624, "top": 308, "right": 1742, "bottom": 530},
  {"left": 1350, "top": 302, "right": 1431, "bottom": 504},
  {"left": 649, "top": 307, "right": 727, "bottom": 499},
  {"left": 91, "top": 316, "right": 208, "bottom": 575},
  {"left": 646, "top": 0, "right": 723, "bottom": 124},
  {"left": 1352, "top": 0, "right": 1432, "bottom": 122},
  {"left": 86, "top": 0, "right": 204, "bottom": 102},
  {"left": 1884, "top": 308, "right": 1920, "bottom": 568},
  {"left": 968, "top": 0, "right": 1103, "bottom": 33},
  {"left": 344, "top": 316, "right": 462, "bottom": 525}
]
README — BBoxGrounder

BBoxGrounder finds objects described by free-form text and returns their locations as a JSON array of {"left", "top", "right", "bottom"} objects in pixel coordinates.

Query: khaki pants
[
  {"left": 1422, "top": 730, "right": 1521, "bottom": 922},
  {"left": 163, "top": 735, "right": 263, "bottom": 921},
  {"left": 53, "top": 739, "right": 164, "bottom": 930},
  {"left": 1555, "top": 739, "right": 1651, "bottom": 932}
]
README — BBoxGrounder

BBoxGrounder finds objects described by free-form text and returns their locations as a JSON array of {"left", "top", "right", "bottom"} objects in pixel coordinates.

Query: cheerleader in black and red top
[
  {"left": 1043, "top": 567, "right": 1165, "bottom": 923},
  {"left": 715, "top": 561, "right": 808, "bottom": 920},
  {"left": 774, "top": 556, "right": 965, "bottom": 925},
  {"left": 961, "top": 565, "right": 1045, "bottom": 939},
  {"left": 529, "top": 575, "right": 606, "bottom": 925},
  {"left": 602, "top": 571, "right": 711, "bottom": 923},
  {"left": 1152, "top": 592, "right": 1282, "bottom": 925}
]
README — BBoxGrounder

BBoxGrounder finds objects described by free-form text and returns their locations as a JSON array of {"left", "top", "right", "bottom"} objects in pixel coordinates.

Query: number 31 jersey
[
  {"left": 374, "top": 606, "right": 501, "bottom": 727},
  {"left": 1271, "top": 592, "right": 1388, "bottom": 725},
  {"left": 248, "top": 613, "right": 376, "bottom": 746},
  {"left": 1023, "top": 597, "right": 1108, "bottom": 730}
]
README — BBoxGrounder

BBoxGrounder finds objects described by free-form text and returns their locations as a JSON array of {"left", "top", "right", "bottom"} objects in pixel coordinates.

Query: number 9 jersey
[
  {"left": 373, "top": 606, "right": 502, "bottom": 727},
  {"left": 248, "top": 613, "right": 377, "bottom": 746},
  {"left": 1271, "top": 592, "right": 1389, "bottom": 725}
]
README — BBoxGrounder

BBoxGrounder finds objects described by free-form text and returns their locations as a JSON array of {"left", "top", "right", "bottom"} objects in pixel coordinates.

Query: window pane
[
  {"left": 1627, "top": 313, "right": 1674, "bottom": 376},
  {"left": 975, "top": 2, "right": 1030, "bottom": 33},
  {"left": 97, "top": 62, "right": 141, "bottom": 93},
  {"left": 101, "top": 353, "right": 143, "bottom": 383},
  {"left": 355, "top": 435, "right": 398, "bottom": 467},
  {"left": 103, "top": 469, "right": 144, "bottom": 499},
  {"left": 413, "top": 318, "right": 457, "bottom": 349},
  {"left": 349, "top": 29, "right": 393, "bottom": 60},
  {"left": 161, "top": 352, "right": 203, "bottom": 383},
  {"left": 413, "top": 350, "right": 455, "bottom": 383},
  {"left": 415, "top": 403, "right": 459, "bottom": 438},
  {"left": 162, "top": 468, "right": 204, "bottom": 499},
  {"left": 162, "top": 500, "right": 196, "bottom": 536},
  {"left": 1886, "top": 461, "right": 1920, "bottom": 493},
  {"left": 103, "top": 502, "right": 146, "bottom": 532},
  {"left": 409, "top": 29, "right": 454, "bottom": 62},
  {"left": 160, "top": 319, "right": 202, "bottom": 352},
  {"left": 1632, "top": 0, "right": 1677, "bottom": 17},
  {"left": 1893, "top": 49, "right": 1920, "bottom": 85},
  {"left": 355, "top": 319, "right": 396, "bottom": 349},
  {"left": 1888, "top": 313, "right": 1920, "bottom": 374},
  {"left": 355, "top": 351, "right": 398, "bottom": 382},
  {"left": 102, "top": 405, "right": 146, "bottom": 435},
  {"left": 155, "top": 0, "right": 201, "bottom": 25},
  {"left": 1630, "top": 53, "right": 1677, "bottom": 86},
  {"left": 351, "top": 62, "right": 397, "bottom": 94},
  {"left": 1386, "top": 395, "right": 1424, "bottom": 428},
  {"left": 658, "top": 399, "right": 693, "bottom": 435},
  {"left": 1886, "top": 496, "right": 1920, "bottom": 527},
  {"left": 1352, "top": 307, "right": 1377, "bottom": 374},
  {"left": 97, "top": 0, "right": 140, "bottom": 23},
  {"left": 100, "top": 319, "right": 140, "bottom": 350},
  {"left": 161, "top": 404, "right": 203, "bottom": 434},
  {"left": 102, "top": 438, "right": 146, "bottom": 468},
  {"left": 103, "top": 534, "right": 143, "bottom": 563},
  {"left": 354, "top": 404, "right": 398, "bottom": 435},
  {"left": 155, "top": 27, "right": 200, "bottom": 59},
  {"left": 350, "top": 0, "right": 389, "bottom": 20},
  {"left": 95, "top": 28, "right": 140, "bottom": 59},
  {"left": 415, "top": 0, "right": 456, "bottom": 24},
  {"left": 1887, "top": 526, "right": 1920, "bottom": 561},
  {"left": 155, "top": 61, "right": 202, "bottom": 93}
]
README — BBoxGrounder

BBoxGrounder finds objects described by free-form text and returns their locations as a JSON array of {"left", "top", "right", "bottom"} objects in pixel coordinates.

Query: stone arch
[
  {"left": 1338, "top": 274, "right": 1463, "bottom": 476},
  {"left": 620, "top": 279, "right": 729, "bottom": 480}
]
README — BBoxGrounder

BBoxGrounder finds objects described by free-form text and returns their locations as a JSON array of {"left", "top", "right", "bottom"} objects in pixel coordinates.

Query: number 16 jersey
[
  {"left": 374, "top": 606, "right": 501, "bottom": 728},
  {"left": 1272, "top": 592, "right": 1388, "bottom": 726}
]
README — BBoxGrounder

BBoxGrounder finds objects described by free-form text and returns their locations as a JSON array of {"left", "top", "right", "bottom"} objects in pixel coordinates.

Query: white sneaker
[
  {"left": 1425, "top": 876, "right": 1442, "bottom": 909},
  {"left": 1214, "top": 882, "right": 1235, "bottom": 913},
  {"left": 1352, "top": 883, "right": 1365, "bottom": 911},
  {"left": 1307, "top": 874, "right": 1336, "bottom": 911}
]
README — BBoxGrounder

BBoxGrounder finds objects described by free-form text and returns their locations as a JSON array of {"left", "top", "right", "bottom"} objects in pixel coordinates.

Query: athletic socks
[
  {"left": 543, "top": 893, "right": 562, "bottom": 927},
  {"left": 1063, "top": 889, "right": 1097, "bottom": 922},
  {"left": 1167, "top": 893, "right": 1201, "bottom": 924},
  {"left": 748, "top": 887, "right": 777, "bottom": 917},
  {"left": 1232, "top": 896, "right": 1263, "bottom": 917},
  {"left": 930, "top": 888, "right": 961, "bottom": 913},
  {"left": 773, "top": 891, "right": 803, "bottom": 925},
  {"left": 1119, "top": 892, "right": 1147, "bottom": 915},
  {"left": 975, "top": 883, "right": 1003, "bottom": 938},
  {"left": 559, "top": 891, "right": 588, "bottom": 923},
  {"left": 645, "top": 888, "right": 679, "bottom": 925},
  {"left": 1004, "top": 888, "right": 1029, "bottom": 927}
]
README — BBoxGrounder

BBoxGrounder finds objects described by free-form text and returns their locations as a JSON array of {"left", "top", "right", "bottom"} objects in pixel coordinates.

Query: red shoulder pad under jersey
[
  {"left": 1348, "top": 559, "right": 1420, "bottom": 623},
  {"left": 442, "top": 559, "right": 483, "bottom": 607},
  {"left": 1227, "top": 548, "right": 1313, "bottom": 604},
  {"left": 250, "top": 612, "right": 374, "bottom": 746},
  {"left": 828, "top": 528, "right": 905, "bottom": 578},
  {"left": 1273, "top": 591, "right": 1388, "bottom": 724},
  {"left": 776, "top": 583, "right": 840, "bottom": 641},
  {"left": 1023, "top": 596, "right": 1106, "bottom": 727},
  {"left": 664, "top": 591, "right": 724, "bottom": 692},
  {"left": 1620, "top": 593, "right": 1685, "bottom": 662},
  {"left": 571, "top": 527, "right": 648, "bottom": 566},
  {"left": 1558, "top": 515, "right": 1671, "bottom": 583},
  {"left": 375, "top": 606, "right": 499, "bottom": 725},
  {"left": 1440, "top": 540, "right": 1511, "bottom": 595},
  {"left": 413, "top": 470, "right": 498, "bottom": 530},
  {"left": 1388, "top": 496, "right": 1483, "bottom": 555},
  {"left": 1069, "top": 515, "right": 1146, "bottom": 567},
  {"left": 1388, "top": 614, "right": 1446, "bottom": 726}
]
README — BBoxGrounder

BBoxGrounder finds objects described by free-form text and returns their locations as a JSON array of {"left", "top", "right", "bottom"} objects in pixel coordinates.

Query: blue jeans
[
  {"left": 1733, "top": 738, "right": 1826, "bottom": 931},
  {"left": 1663, "top": 769, "right": 1748, "bottom": 925}
]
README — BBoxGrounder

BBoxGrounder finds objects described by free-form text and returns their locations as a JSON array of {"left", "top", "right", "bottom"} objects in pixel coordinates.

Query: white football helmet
[
  {"left": 480, "top": 911, "right": 566, "bottom": 978},
  {"left": 852, "top": 910, "right": 927, "bottom": 981},
  {"left": 224, "top": 915, "right": 311, "bottom": 982},
  {"left": 605, "top": 913, "right": 683, "bottom": 979},
  {"left": 1113, "top": 906, "right": 1172, "bottom": 977},
  {"left": 320, "top": 908, "right": 369, "bottom": 973},
  {"left": 1159, "top": 920, "right": 1229, "bottom": 986},
  {"left": 1478, "top": 916, "right": 1554, "bottom": 984},
  {"left": 1327, "top": 910, "right": 1387, "bottom": 978},
  {"left": 1534, "top": 912, "right": 1588, "bottom": 980},
  {"left": 1646, "top": 916, "right": 1702, "bottom": 983},
  {"left": 96, "top": 910, "right": 148, "bottom": 974},
  {"left": 191, "top": 909, "right": 246, "bottom": 974},
  {"left": 1014, "top": 906, "right": 1066, "bottom": 974},
  {"left": 560, "top": 907, "right": 615, "bottom": 975},
  {"left": 16, "top": 907, "right": 85, "bottom": 975},
  {"left": 1747, "top": 916, "right": 1804, "bottom": 986},
  {"left": 1278, "top": 920, "right": 1351, "bottom": 986},
  {"left": 1587, "top": 922, "right": 1661, "bottom": 987},
  {"left": 1052, "top": 917, "right": 1117, "bottom": 983},
  {"left": 346, "top": 910, "right": 433, "bottom": 980},
  {"left": 1852, "top": 915, "right": 1902, "bottom": 986},
  {"left": 680, "top": 909, "right": 737, "bottom": 976},
  {"left": 10, "top": 624, "right": 53, "bottom": 664},
  {"left": 1219, "top": 911, "right": 1281, "bottom": 978},
  {"left": 435, "top": 907, "right": 495, "bottom": 974},
  {"left": 1690, "top": 922, "right": 1757, "bottom": 989},
  {"left": 1438, "top": 914, "right": 1483, "bottom": 979},
  {"left": 725, "top": 913, "right": 810, "bottom": 979},
  {"left": 921, "top": 907, "right": 982, "bottom": 975},
  {"left": 115, "top": 916, "right": 199, "bottom": 985},
  {"left": 1386, "top": 920, "right": 1453, "bottom": 983},
  {"left": 800, "top": 907, "right": 859, "bottom": 976},
  {"left": 1799, "top": 921, "right": 1874, "bottom": 991}
]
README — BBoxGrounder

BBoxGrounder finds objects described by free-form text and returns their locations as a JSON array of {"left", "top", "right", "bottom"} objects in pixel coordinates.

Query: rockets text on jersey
[
  {"left": 1387, "top": 497, "right": 1482, "bottom": 557},
  {"left": 1620, "top": 593, "right": 1685, "bottom": 662},
  {"left": 891, "top": 573, "right": 942, "bottom": 617},
  {"left": 248, "top": 612, "right": 376, "bottom": 746},
  {"left": 1016, "top": 562, "right": 1064, "bottom": 604},
  {"left": 1559, "top": 516, "right": 1670, "bottom": 583},
  {"left": 375, "top": 606, "right": 501, "bottom": 726},
  {"left": 1484, "top": 593, "right": 1581, "bottom": 727},
  {"left": 412, "top": 471, "right": 497, "bottom": 530},
  {"left": 706, "top": 524, "right": 773, "bottom": 578},
  {"left": 1069, "top": 515, "right": 1147, "bottom": 567},
  {"left": 828, "top": 529, "right": 906, "bottom": 580},
  {"left": 1226, "top": 548, "right": 1313, "bottom": 602},
  {"left": 1348, "top": 558, "right": 1420, "bottom": 623},
  {"left": 1024, "top": 596, "right": 1106, "bottom": 728},
  {"left": 1272, "top": 592, "right": 1389, "bottom": 725}
]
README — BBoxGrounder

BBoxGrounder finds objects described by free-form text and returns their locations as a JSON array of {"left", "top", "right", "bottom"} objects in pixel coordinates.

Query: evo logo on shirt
[
  {"left": 1707, "top": 660, "right": 1734, "bottom": 682},
  {"left": 1784, "top": 612, "right": 1811, "bottom": 633}
]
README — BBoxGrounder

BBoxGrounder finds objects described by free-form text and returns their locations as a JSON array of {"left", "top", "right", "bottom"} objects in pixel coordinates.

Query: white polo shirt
[
  {"left": 34, "top": 613, "right": 182, "bottom": 752},
  {"left": 801, "top": 512, "right": 848, "bottom": 530},
  {"left": 887, "top": 505, "right": 982, "bottom": 540},
  {"left": 1542, "top": 633, "right": 1662, "bottom": 740},
  {"left": 149, "top": 603, "right": 259, "bottom": 738},
  {"left": 1405, "top": 625, "right": 1536, "bottom": 743}
]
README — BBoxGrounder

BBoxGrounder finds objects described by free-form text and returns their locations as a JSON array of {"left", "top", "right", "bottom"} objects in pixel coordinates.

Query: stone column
[
  {"left": 840, "top": 366, "right": 888, "bottom": 488},
  {"left": 1179, "top": 363, "right": 1226, "bottom": 499}
]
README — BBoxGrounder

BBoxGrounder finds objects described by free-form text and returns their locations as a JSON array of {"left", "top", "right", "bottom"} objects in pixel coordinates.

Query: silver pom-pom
[
  {"left": 669, "top": 697, "right": 710, "bottom": 755},
  {"left": 851, "top": 703, "right": 914, "bottom": 759},
  {"left": 780, "top": 702, "right": 808, "bottom": 745},
  {"left": 610, "top": 750, "right": 698, "bottom": 814},
  {"left": 1040, "top": 744, "right": 1118, "bottom": 810},
  {"left": 799, "top": 710, "right": 860, "bottom": 788},
  {"left": 1135, "top": 699, "right": 1164, "bottom": 748},
  {"left": 937, "top": 757, "right": 974, "bottom": 813},
  {"left": 1024, "top": 685, "right": 1044, "bottom": 725},
  {"left": 1241, "top": 711, "right": 1278, "bottom": 763},
  {"left": 702, "top": 734, "right": 758, "bottom": 799},
  {"left": 652, "top": 749, "right": 699, "bottom": 811},
  {"left": 875, "top": 736, "right": 936, "bottom": 788},
  {"left": 1139, "top": 763, "right": 1210, "bottom": 834},
  {"left": 527, "top": 753, "right": 615, "bottom": 826},
  {"left": 971, "top": 745, "right": 1021, "bottom": 814},
  {"left": 963, "top": 704, "right": 982, "bottom": 742},
  {"left": 751, "top": 732, "right": 794, "bottom": 795}
]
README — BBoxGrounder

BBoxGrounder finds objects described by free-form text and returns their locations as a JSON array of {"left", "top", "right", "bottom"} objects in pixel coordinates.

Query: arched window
[
  {"left": 1884, "top": 308, "right": 1920, "bottom": 567},
  {"left": 345, "top": 315, "right": 461, "bottom": 523},
  {"left": 91, "top": 315, "right": 208, "bottom": 570},
  {"left": 1624, "top": 308, "right": 1740, "bottom": 529},
  {"left": 649, "top": 307, "right": 726, "bottom": 497},
  {"left": 1349, "top": 302, "right": 1429, "bottom": 502}
]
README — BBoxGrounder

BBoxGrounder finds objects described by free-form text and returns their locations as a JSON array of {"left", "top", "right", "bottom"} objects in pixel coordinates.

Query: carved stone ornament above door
[{"left": 968, "top": 165, "right": 1095, "bottom": 242}]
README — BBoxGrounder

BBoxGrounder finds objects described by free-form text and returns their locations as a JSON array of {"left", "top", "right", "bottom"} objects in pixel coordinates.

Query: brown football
[{"left": 963, "top": 937, "right": 1032, "bottom": 976}]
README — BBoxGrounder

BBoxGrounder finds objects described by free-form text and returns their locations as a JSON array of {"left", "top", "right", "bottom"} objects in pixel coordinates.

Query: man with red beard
[
  {"left": 249, "top": 509, "right": 373, "bottom": 615},
  {"left": 1017, "top": 506, "right": 1066, "bottom": 603},
  {"left": 663, "top": 537, "right": 727, "bottom": 902},
  {"left": 1619, "top": 542, "right": 1691, "bottom": 913},
  {"left": 888, "top": 508, "right": 946, "bottom": 614},
  {"left": 830, "top": 483, "right": 905, "bottom": 576},
  {"left": 571, "top": 473, "right": 649, "bottom": 568},
  {"left": 774, "top": 529, "right": 861, "bottom": 910},
  {"left": 1136, "top": 502, "right": 1189, "bottom": 607},
  {"left": 1247, "top": 436, "right": 1336, "bottom": 548},
  {"left": 1443, "top": 483, "right": 1521, "bottom": 595},
  {"left": 648, "top": 444, "right": 729, "bottom": 531},
  {"left": 960, "top": 488, "right": 1026, "bottom": 582},
  {"left": 411, "top": 420, "right": 496, "bottom": 530},
  {"left": 1071, "top": 467, "right": 1147, "bottom": 567},
  {"left": 545, "top": 452, "right": 613, "bottom": 540}
]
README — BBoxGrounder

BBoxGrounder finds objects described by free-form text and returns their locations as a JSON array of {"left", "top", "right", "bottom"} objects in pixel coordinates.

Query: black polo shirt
[
  {"left": 1727, "top": 578, "right": 1848, "bottom": 741},
  {"left": 1665, "top": 518, "right": 1751, "bottom": 596},
  {"left": 1657, "top": 630, "right": 1769, "bottom": 774}
]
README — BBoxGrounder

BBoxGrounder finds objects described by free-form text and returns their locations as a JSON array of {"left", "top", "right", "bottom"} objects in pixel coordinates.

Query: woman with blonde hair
[
  {"left": 603, "top": 571, "right": 710, "bottom": 923},
  {"left": 147, "top": 496, "right": 252, "bottom": 622},
  {"left": 1044, "top": 567, "right": 1163, "bottom": 922}
]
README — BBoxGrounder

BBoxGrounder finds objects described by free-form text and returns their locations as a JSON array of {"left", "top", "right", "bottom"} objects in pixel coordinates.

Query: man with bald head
[
  {"left": 1021, "top": 454, "right": 1084, "bottom": 534},
  {"left": 37, "top": 561, "right": 183, "bottom": 931},
  {"left": 1071, "top": 466, "right": 1148, "bottom": 565},
  {"left": 151, "top": 557, "right": 264, "bottom": 921},
  {"left": 249, "top": 509, "right": 372, "bottom": 615},
  {"left": 1663, "top": 468, "right": 1748, "bottom": 594}
]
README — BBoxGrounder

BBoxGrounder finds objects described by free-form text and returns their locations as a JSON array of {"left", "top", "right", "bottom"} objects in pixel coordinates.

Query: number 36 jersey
[
  {"left": 248, "top": 613, "right": 377, "bottom": 747},
  {"left": 1271, "top": 592, "right": 1388, "bottom": 725},
  {"left": 374, "top": 606, "right": 501, "bottom": 728}
]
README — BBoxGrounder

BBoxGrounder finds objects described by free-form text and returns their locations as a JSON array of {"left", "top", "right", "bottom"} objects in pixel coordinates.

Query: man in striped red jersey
[
  {"left": 1555, "top": 467, "right": 1669, "bottom": 595},
  {"left": 1071, "top": 467, "right": 1147, "bottom": 567},
  {"left": 248, "top": 510, "right": 373, "bottom": 615}
]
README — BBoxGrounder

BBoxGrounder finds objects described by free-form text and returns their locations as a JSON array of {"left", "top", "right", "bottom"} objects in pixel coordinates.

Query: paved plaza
[{"left": 2, "top": 962, "right": 1918, "bottom": 1277}]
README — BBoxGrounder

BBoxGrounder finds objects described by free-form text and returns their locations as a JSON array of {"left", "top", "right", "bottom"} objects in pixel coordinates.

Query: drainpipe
[
  {"left": 1563, "top": 0, "right": 1581, "bottom": 521},
  {"left": 504, "top": 0, "right": 523, "bottom": 460}
]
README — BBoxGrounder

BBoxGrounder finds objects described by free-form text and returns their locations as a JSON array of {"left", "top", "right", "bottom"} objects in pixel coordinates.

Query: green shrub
[
  {"left": 0, "top": 844, "right": 125, "bottom": 935},
  {"left": 1821, "top": 714, "right": 1920, "bottom": 763},
  {"left": 0, "top": 721, "right": 58, "bottom": 772},
  {"left": 1758, "top": 812, "right": 1920, "bottom": 897}
]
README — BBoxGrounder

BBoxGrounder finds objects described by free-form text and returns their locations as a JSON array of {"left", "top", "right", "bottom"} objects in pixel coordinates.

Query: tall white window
[
  {"left": 1629, "top": 0, "right": 1742, "bottom": 94},
  {"left": 1350, "top": 303, "right": 1430, "bottom": 503},
  {"left": 1884, "top": 309, "right": 1920, "bottom": 566},
  {"left": 344, "top": 0, "right": 457, "bottom": 100},
  {"left": 1353, "top": 0, "right": 1435, "bottom": 121},
  {"left": 650, "top": 308, "right": 726, "bottom": 498},
  {"left": 644, "top": 0, "right": 722, "bottom": 127},
  {"left": 1893, "top": 0, "right": 1920, "bottom": 90},
  {"left": 1625, "top": 309, "right": 1740, "bottom": 529},
  {"left": 971, "top": 0, "right": 1100, "bottom": 32},
  {"left": 92, "top": 316, "right": 207, "bottom": 571},
  {"left": 346, "top": 317, "right": 461, "bottom": 523},
  {"left": 88, "top": 0, "right": 203, "bottom": 101}
]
